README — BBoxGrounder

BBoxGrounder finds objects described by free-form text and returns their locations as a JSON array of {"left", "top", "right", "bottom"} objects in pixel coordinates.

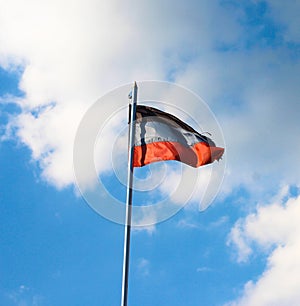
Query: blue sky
[{"left": 1, "top": 1, "right": 300, "bottom": 305}]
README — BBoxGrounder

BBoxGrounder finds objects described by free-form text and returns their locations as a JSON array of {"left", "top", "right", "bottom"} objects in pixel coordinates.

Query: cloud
[
  {"left": 0, "top": 0, "right": 299, "bottom": 204},
  {"left": 6, "top": 285, "right": 44, "bottom": 306},
  {"left": 1, "top": 2, "right": 300, "bottom": 302},
  {"left": 196, "top": 266, "right": 212, "bottom": 273},
  {"left": 136, "top": 258, "right": 150, "bottom": 277},
  {"left": 0, "top": 0, "right": 238, "bottom": 189},
  {"left": 157, "top": 163, "right": 223, "bottom": 211},
  {"left": 132, "top": 206, "right": 157, "bottom": 234},
  {"left": 227, "top": 188, "right": 300, "bottom": 306},
  {"left": 177, "top": 218, "right": 200, "bottom": 229},
  {"left": 179, "top": 45, "right": 300, "bottom": 199},
  {"left": 174, "top": 2, "right": 300, "bottom": 201}
]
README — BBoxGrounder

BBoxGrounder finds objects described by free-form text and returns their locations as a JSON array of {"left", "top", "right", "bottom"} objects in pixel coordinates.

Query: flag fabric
[{"left": 133, "top": 105, "right": 224, "bottom": 168}]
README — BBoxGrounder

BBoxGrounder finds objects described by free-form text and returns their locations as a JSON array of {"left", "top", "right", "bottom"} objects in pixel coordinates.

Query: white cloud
[
  {"left": 157, "top": 163, "right": 219, "bottom": 211},
  {"left": 1, "top": 3, "right": 300, "bottom": 302},
  {"left": 0, "top": 0, "right": 299, "bottom": 203},
  {"left": 179, "top": 45, "right": 300, "bottom": 200},
  {"left": 177, "top": 215, "right": 228, "bottom": 231},
  {"left": 0, "top": 0, "right": 237, "bottom": 189},
  {"left": 177, "top": 218, "right": 200, "bottom": 229},
  {"left": 227, "top": 189, "right": 300, "bottom": 306},
  {"left": 132, "top": 206, "right": 157, "bottom": 234},
  {"left": 136, "top": 258, "right": 150, "bottom": 277},
  {"left": 7, "top": 285, "right": 44, "bottom": 306},
  {"left": 196, "top": 266, "right": 212, "bottom": 273}
]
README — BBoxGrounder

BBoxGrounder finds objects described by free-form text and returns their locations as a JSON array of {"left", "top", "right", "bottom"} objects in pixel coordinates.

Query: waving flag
[{"left": 133, "top": 105, "right": 224, "bottom": 167}]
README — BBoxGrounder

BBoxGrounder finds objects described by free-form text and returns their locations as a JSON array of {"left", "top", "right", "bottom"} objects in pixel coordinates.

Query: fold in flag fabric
[{"left": 133, "top": 105, "right": 224, "bottom": 168}]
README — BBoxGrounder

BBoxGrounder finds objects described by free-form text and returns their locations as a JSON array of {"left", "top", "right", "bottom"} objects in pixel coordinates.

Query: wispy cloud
[
  {"left": 132, "top": 206, "right": 157, "bottom": 234},
  {"left": 177, "top": 218, "right": 200, "bottom": 229},
  {"left": 136, "top": 258, "right": 150, "bottom": 277},
  {"left": 196, "top": 266, "right": 212, "bottom": 273},
  {"left": 177, "top": 215, "right": 228, "bottom": 231},
  {"left": 6, "top": 285, "right": 44, "bottom": 306}
]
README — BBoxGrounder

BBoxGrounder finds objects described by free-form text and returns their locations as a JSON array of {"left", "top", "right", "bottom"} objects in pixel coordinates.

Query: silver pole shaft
[{"left": 121, "top": 82, "right": 138, "bottom": 306}]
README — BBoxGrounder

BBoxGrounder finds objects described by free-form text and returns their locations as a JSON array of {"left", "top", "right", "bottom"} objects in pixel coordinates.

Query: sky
[{"left": 0, "top": 0, "right": 300, "bottom": 305}]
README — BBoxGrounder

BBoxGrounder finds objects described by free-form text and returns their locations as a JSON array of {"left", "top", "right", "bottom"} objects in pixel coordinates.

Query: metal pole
[{"left": 121, "top": 82, "right": 138, "bottom": 306}]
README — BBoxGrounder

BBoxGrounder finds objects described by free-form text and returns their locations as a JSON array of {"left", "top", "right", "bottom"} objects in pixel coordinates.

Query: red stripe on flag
[{"left": 133, "top": 141, "right": 224, "bottom": 168}]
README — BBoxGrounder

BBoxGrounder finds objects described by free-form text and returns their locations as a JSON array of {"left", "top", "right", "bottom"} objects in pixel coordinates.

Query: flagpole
[{"left": 121, "top": 81, "right": 138, "bottom": 306}]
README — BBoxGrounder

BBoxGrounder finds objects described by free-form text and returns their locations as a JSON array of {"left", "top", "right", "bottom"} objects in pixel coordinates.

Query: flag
[{"left": 133, "top": 105, "right": 224, "bottom": 167}]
